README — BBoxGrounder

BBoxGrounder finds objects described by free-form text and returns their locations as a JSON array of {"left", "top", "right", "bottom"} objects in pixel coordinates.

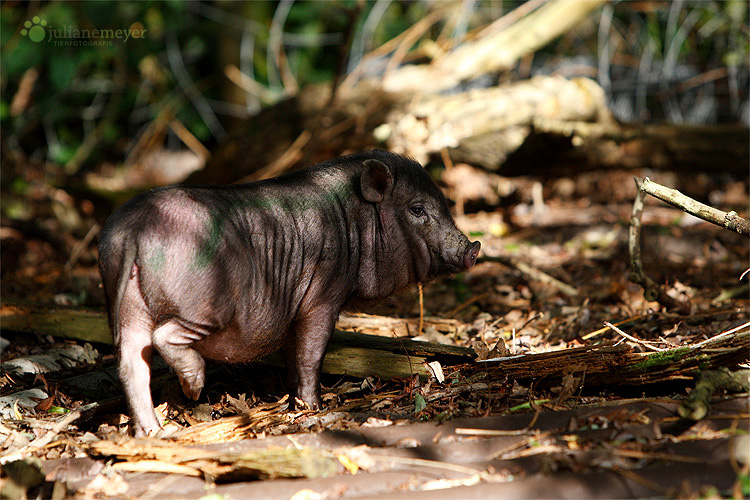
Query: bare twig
[
  {"left": 486, "top": 432, "right": 553, "bottom": 460},
  {"left": 361, "top": 454, "right": 483, "bottom": 476},
  {"left": 65, "top": 62, "right": 126, "bottom": 174},
  {"left": 639, "top": 177, "right": 750, "bottom": 237},
  {"left": 384, "top": 0, "right": 607, "bottom": 93},
  {"left": 169, "top": 119, "right": 211, "bottom": 161},
  {"left": 341, "top": 11, "right": 443, "bottom": 94},
  {"left": 476, "top": 0, "right": 547, "bottom": 38},
  {"left": 614, "top": 468, "right": 669, "bottom": 495},
  {"left": 166, "top": 32, "right": 225, "bottom": 140},
  {"left": 628, "top": 178, "right": 658, "bottom": 301},
  {"left": 224, "top": 64, "right": 286, "bottom": 105},
  {"left": 418, "top": 283, "right": 424, "bottom": 336},
  {"left": 446, "top": 292, "right": 490, "bottom": 317},
  {"left": 455, "top": 409, "right": 542, "bottom": 437},
  {"left": 382, "top": 11, "right": 444, "bottom": 83},
  {"left": 692, "top": 321, "right": 750, "bottom": 350},
  {"left": 604, "top": 321, "right": 666, "bottom": 352},
  {"left": 628, "top": 178, "right": 690, "bottom": 312},
  {"left": 582, "top": 315, "right": 647, "bottom": 341},
  {"left": 64, "top": 223, "right": 100, "bottom": 272}
]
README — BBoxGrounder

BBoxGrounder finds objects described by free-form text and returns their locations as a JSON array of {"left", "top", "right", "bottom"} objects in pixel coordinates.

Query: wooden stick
[
  {"left": 169, "top": 119, "right": 211, "bottom": 161},
  {"left": 418, "top": 282, "right": 424, "bottom": 336},
  {"left": 582, "top": 315, "right": 646, "bottom": 341},
  {"left": 628, "top": 178, "right": 688, "bottom": 311},
  {"left": 604, "top": 321, "right": 666, "bottom": 352},
  {"left": 628, "top": 178, "right": 658, "bottom": 301},
  {"left": 692, "top": 321, "right": 750, "bottom": 349},
  {"left": 639, "top": 177, "right": 750, "bottom": 237}
]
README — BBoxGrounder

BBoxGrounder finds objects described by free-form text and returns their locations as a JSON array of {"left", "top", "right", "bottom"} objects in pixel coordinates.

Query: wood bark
[{"left": 85, "top": 0, "right": 745, "bottom": 187}]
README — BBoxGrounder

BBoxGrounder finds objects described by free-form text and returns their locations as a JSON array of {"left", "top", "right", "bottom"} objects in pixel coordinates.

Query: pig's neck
[{"left": 354, "top": 204, "right": 415, "bottom": 300}]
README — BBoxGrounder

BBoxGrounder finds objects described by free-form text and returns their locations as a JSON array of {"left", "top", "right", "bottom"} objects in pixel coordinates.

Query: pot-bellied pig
[{"left": 98, "top": 150, "right": 481, "bottom": 436}]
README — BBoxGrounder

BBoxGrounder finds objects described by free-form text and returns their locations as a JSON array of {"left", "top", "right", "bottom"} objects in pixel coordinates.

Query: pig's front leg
[{"left": 285, "top": 308, "right": 338, "bottom": 409}]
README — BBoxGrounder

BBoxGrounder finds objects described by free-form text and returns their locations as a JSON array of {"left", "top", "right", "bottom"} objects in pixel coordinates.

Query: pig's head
[{"left": 357, "top": 152, "right": 480, "bottom": 296}]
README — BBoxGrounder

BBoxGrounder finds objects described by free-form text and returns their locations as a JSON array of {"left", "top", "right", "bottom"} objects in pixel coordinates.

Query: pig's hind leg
[
  {"left": 152, "top": 320, "right": 207, "bottom": 400},
  {"left": 117, "top": 270, "right": 162, "bottom": 436}
]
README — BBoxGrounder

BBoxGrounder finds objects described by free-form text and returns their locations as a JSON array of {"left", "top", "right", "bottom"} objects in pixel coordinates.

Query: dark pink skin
[{"left": 98, "top": 150, "right": 480, "bottom": 436}]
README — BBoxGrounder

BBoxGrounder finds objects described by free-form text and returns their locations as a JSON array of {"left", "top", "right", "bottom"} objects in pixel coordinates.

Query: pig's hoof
[
  {"left": 179, "top": 371, "right": 205, "bottom": 400},
  {"left": 134, "top": 423, "right": 162, "bottom": 438},
  {"left": 289, "top": 396, "right": 321, "bottom": 411}
]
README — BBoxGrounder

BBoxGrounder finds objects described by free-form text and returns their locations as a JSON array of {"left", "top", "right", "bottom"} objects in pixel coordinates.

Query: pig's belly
[{"left": 191, "top": 323, "right": 288, "bottom": 363}]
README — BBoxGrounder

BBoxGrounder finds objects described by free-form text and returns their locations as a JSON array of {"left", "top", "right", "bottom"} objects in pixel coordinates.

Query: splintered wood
[
  {"left": 461, "top": 324, "right": 750, "bottom": 388},
  {"left": 170, "top": 399, "right": 293, "bottom": 444},
  {"left": 336, "top": 312, "right": 463, "bottom": 338},
  {"left": 88, "top": 438, "right": 339, "bottom": 481}
]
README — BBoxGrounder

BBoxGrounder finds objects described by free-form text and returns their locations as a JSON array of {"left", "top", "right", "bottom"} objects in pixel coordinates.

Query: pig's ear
[{"left": 361, "top": 159, "right": 393, "bottom": 203}]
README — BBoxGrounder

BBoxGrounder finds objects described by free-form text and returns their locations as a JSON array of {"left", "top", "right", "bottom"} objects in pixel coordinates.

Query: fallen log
[
  {"left": 336, "top": 312, "right": 466, "bottom": 338},
  {"left": 0, "top": 302, "right": 475, "bottom": 382},
  {"left": 381, "top": 80, "right": 748, "bottom": 173},
  {"left": 498, "top": 119, "right": 750, "bottom": 175},
  {"left": 382, "top": 75, "right": 612, "bottom": 166},
  {"left": 379, "top": 0, "right": 608, "bottom": 94},
  {"left": 0, "top": 343, "right": 99, "bottom": 377}
]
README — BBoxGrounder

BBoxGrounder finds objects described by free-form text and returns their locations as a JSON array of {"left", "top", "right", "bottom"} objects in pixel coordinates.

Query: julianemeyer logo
[{"left": 20, "top": 15, "right": 146, "bottom": 46}]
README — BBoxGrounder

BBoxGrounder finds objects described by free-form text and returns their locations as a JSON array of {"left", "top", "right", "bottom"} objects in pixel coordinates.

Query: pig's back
[{"left": 100, "top": 185, "right": 321, "bottom": 361}]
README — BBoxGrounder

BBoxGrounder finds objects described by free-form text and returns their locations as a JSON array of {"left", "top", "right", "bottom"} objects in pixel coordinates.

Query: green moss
[{"left": 631, "top": 347, "right": 690, "bottom": 371}]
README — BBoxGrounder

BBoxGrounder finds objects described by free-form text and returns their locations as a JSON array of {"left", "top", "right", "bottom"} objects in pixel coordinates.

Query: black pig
[{"left": 98, "top": 150, "right": 480, "bottom": 436}]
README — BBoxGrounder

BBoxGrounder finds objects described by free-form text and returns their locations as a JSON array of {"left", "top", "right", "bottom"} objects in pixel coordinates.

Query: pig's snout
[{"left": 464, "top": 241, "right": 481, "bottom": 269}]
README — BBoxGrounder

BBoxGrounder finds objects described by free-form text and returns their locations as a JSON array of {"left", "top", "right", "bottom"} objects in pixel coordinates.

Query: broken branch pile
[{"left": 459, "top": 326, "right": 749, "bottom": 388}]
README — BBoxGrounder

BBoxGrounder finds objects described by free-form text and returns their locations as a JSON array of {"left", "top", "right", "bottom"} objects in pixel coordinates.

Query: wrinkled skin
[{"left": 98, "top": 150, "right": 480, "bottom": 436}]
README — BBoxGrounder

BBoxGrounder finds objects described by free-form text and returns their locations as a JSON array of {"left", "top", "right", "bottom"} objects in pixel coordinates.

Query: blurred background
[{"left": 0, "top": 0, "right": 748, "bottom": 313}]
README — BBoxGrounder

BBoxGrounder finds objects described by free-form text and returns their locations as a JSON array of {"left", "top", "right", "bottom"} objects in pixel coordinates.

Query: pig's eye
[{"left": 409, "top": 205, "right": 426, "bottom": 218}]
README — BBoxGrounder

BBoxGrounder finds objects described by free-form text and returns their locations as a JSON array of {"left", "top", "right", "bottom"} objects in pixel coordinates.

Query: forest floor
[{"left": 1, "top": 163, "right": 748, "bottom": 499}]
